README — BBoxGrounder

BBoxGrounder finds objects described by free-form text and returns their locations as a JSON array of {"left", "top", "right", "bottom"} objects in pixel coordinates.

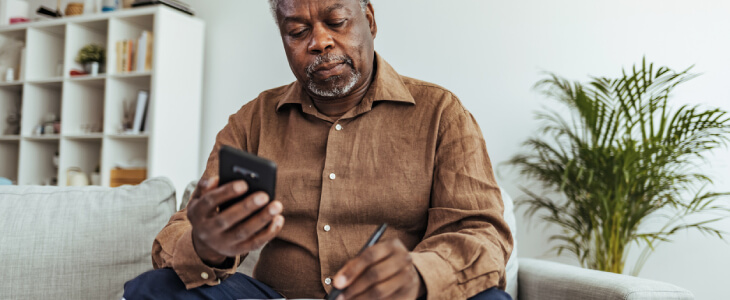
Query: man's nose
[{"left": 307, "top": 24, "right": 334, "bottom": 54}]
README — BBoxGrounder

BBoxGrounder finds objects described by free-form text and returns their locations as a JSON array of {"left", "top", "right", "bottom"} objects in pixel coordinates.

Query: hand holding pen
[{"left": 327, "top": 224, "right": 426, "bottom": 300}]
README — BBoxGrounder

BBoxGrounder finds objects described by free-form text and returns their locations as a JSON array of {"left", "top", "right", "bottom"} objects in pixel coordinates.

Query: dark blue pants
[{"left": 124, "top": 268, "right": 513, "bottom": 300}]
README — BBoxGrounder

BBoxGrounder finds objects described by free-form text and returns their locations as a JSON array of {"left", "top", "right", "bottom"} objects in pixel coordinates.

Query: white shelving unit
[{"left": 0, "top": 6, "right": 204, "bottom": 194}]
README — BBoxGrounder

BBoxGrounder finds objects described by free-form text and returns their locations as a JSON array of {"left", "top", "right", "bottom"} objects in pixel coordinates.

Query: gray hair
[{"left": 269, "top": 0, "right": 370, "bottom": 21}]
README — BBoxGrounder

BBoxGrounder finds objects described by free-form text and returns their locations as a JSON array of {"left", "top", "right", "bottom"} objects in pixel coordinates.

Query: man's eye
[
  {"left": 290, "top": 29, "right": 307, "bottom": 38},
  {"left": 328, "top": 20, "right": 346, "bottom": 27}
]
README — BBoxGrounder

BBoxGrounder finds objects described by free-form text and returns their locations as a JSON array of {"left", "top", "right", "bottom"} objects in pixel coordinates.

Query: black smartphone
[{"left": 218, "top": 145, "right": 277, "bottom": 212}]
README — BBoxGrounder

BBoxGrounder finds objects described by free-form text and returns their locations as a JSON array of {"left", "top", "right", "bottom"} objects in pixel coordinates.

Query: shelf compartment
[
  {"left": 0, "top": 140, "right": 19, "bottom": 182},
  {"left": 18, "top": 139, "right": 59, "bottom": 185},
  {"left": 107, "top": 14, "right": 154, "bottom": 75},
  {"left": 20, "top": 83, "right": 62, "bottom": 136},
  {"left": 104, "top": 76, "right": 151, "bottom": 134},
  {"left": 0, "top": 28, "right": 26, "bottom": 82},
  {"left": 65, "top": 20, "right": 109, "bottom": 77},
  {"left": 58, "top": 138, "right": 102, "bottom": 186},
  {"left": 26, "top": 25, "right": 66, "bottom": 81},
  {"left": 61, "top": 80, "right": 105, "bottom": 136},
  {"left": 0, "top": 85, "right": 22, "bottom": 136},
  {"left": 101, "top": 137, "right": 148, "bottom": 186}
]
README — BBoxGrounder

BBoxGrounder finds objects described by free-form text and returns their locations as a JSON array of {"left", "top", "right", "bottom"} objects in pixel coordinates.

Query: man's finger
[
  {"left": 333, "top": 239, "right": 396, "bottom": 289},
  {"left": 342, "top": 251, "right": 410, "bottom": 298},
  {"left": 196, "top": 180, "right": 249, "bottom": 216},
  {"left": 214, "top": 192, "right": 270, "bottom": 231},
  {"left": 234, "top": 215, "right": 285, "bottom": 252},
  {"left": 350, "top": 266, "right": 411, "bottom": 300},
  {"left": 191, "top": 176, "right": 219, "bottom": 200},
  {"left": 225, "top": 201, "right": 283, "bottom": 243}
]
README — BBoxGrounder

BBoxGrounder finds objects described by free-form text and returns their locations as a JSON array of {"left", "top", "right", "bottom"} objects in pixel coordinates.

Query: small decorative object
[
  {"left": 38, "top": 113, "right": 60, "bottom": 135},
  {"left": 122, "top": 0, "right": 134, "bottom": 9},
  {"left": 90, "top": 165, "right": 101, "bottom": 185},
  {"left": 53, "top": 151, "right": 59, "bottom": 169},
  {"left": 102, "top": 0, "right": 118, "bottom": 12},
  {"left": 44, "top": 123, "right": 54, "bottom": 134},
  {"left": 4, "top": 99, "right": 20, "bottom": 135},
  {"left": 4, "top": 67, "right": 13, "bottom": 81},
  {"left": 4, "top": 113, "right": 20, "bottom": 135},
  {"left": 69, "top": 69, "right": 88, "bottom": 76},
  {"left": 65, "top": 2, "right": 84, "bottom": 16},
  {"left": 121, "top": 98, "right": 134, "bottom": 132},
  {"left": 76, "top": 44, "right": 105, "bottom": 75},
  {"left": 89, "top": 61, "right": 99, "bottom": 76},
  {"left": 508, "top": 58, "right": 730, "bottom": 275},
  {"left": 66, "top": 167, "right": 90, "bottom": 186}
]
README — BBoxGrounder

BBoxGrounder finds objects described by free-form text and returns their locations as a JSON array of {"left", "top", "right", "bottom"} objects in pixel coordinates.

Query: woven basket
[{"left": 65, "top": 3, "right": 84, "bottom": 16}]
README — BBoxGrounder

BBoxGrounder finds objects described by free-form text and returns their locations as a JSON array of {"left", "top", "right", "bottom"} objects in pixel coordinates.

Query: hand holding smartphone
[
  {"left": 218, "top": 145, "right": 277, "bottom": 212},
  {"left": 186, "top": 146, "right": 282, "bottom": 266}
]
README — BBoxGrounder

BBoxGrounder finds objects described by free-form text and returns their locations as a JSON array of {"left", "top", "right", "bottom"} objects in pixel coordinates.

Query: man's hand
[
  {"left": 332, "top": 238, "right": 426, "bottom": 300},
  {"left": 187, "top": 176, "right": 285, "bottom": 267}
]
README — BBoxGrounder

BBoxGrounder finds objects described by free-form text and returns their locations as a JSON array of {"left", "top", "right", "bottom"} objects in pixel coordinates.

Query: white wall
[{"left": 28, "top": 0, "right": 726, "bottom": 298}]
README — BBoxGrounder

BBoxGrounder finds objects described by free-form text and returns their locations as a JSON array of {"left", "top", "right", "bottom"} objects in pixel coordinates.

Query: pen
[{"left": 326, "top": 223, "right": 388, "bottom": 300}]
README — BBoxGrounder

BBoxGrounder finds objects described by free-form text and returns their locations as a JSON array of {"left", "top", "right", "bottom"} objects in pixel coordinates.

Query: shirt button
[
  {"left": 325, "top": 277, "right": 332, "bottom": 285},
  {"left": 201, "top": 272, "right": 209, "bottom": 280},
  {"left": 335, "top": 124, "right": 343, "bottom": 131},
  {"left": 329, "top": 173, "right": 336, "bottom": 180},
  {"left": 324, "top": 225, "right": 331, "bottom": 232}
]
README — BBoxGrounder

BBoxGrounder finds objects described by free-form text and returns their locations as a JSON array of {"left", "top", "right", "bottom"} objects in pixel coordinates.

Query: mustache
[{"left": 306, "top": 54, "right": 354, "bottom": 77}]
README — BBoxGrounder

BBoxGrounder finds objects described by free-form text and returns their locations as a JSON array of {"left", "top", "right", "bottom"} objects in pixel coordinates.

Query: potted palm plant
[{"left": 508, "top": 59, "right": 730, "bottom": 275}]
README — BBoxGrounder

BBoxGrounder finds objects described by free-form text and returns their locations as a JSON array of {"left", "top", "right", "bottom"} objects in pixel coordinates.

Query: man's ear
[{"left": 365, "top": 3, "right": 377, "bottom": 39}]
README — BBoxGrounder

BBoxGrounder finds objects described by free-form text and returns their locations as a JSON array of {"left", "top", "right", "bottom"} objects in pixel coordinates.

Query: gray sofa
[{"left": 0, "top": 177, "right": 694, "bottom": 299}]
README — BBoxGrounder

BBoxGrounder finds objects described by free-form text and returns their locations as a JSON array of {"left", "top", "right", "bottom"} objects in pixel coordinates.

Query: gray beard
[
  {"left": 306, "top": 70, "right": 361, "bottom": 98},
  {"left": 305, "top": 54, "right": 361, "bottom": 98}
]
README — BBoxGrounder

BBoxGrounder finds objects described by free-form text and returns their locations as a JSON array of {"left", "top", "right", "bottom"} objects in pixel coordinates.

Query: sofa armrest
[{"left": 517, "top": 258, "right": 694, "bottom": 300}]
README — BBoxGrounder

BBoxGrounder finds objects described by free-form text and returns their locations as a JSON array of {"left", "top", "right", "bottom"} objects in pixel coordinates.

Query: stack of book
[
  {"left": 116, "top": 30, "right": 154, "bottom": 73},
  {"left": 132, "top": 0, "right": 194, "bottom": 16}
]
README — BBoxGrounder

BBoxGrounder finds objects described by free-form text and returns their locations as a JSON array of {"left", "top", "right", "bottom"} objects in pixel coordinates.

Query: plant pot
[{"left": 84, "top": 62, "right": 102, "bottom": 75}]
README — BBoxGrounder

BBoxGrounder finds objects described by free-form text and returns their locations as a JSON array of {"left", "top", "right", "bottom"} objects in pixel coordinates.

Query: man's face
[{"left": 276, "top": 0, "right": 376, "bottom": 98}]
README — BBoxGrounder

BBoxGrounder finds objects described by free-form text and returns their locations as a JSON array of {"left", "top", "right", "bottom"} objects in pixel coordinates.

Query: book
[
  {"left": 116, "top": 32, "right": 153, "bottom": 73},
  {"left": 136, "top": 31, "right": 147, "bottom": 72},
  {"left": 132, "top": 90, "right": 149, "bottom": 133},
  {"left": 132, "top": 0, "right": 194, "bottom": 15},
  {"left": 127, "top": 39, "right": 134, "bottom": 72},
  {"left": 116, "top": 41, "right": 123, "bottom": 73},
  {"left": 145, "top": 31, "right": 154, "bottom": 71}
]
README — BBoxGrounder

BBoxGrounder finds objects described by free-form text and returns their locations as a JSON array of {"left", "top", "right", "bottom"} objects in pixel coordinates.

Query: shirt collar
[{"left": 276, "top": 52, "right": 415, "bottom": 112}]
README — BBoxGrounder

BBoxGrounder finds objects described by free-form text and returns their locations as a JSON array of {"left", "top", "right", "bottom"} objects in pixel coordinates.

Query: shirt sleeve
[
  {"left": 151, "top": 112, "right": 248, "bottom": 289},
  {"left": 410, "top": 97, "right": 513, "bottom": 300}
]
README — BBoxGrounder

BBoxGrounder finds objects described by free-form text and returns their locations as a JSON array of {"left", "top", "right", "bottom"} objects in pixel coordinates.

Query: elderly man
[{"left": 124, "top": 0, "right": 512, "bottom": 299}]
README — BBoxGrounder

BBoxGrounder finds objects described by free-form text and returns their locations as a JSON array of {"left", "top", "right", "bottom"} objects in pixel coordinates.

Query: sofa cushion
[{"left": 0, "top": 177, "right": 177, "bottom": 300}]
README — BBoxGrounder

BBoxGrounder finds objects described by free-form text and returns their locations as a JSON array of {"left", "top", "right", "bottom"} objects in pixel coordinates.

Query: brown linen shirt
[{"left": 152, "top": 54, "right": 513, "bottom": 300}]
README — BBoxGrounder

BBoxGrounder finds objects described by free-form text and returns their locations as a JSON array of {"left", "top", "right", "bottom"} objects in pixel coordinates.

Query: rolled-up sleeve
[
  {"left": 151, "top": 111, "right": 248, "bottom": 289},
  {"left": 411, "top": 99, "right": 513, "bottom": 300}
]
